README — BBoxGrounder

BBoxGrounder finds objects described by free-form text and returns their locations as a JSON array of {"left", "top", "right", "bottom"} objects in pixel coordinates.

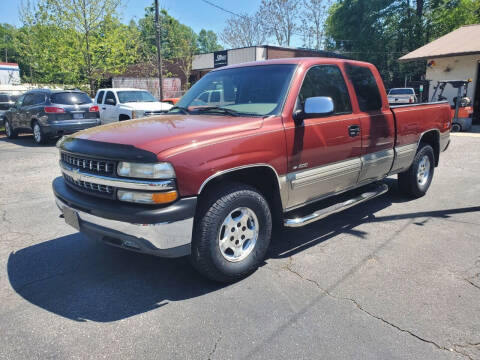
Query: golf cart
[{"left": 430, "top": 79, "right": 474, "bottom": 132}]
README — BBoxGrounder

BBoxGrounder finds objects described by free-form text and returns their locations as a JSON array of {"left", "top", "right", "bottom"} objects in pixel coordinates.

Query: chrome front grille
[
  {"left": 63, "top": 173, "right": 115, "bottom": 199},
  {"left": 144, "top": 110, "right": 167, "bottom": 116},
  {"left": 61, "top": 152, "right": 115, "bottom": 175}
]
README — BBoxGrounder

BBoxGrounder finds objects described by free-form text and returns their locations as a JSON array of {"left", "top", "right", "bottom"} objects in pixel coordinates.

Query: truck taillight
[
  {"left": 89, "top": 105, "right": 99, "bottom": 112},
  {"left": 44, "top": 106, "right": 66, "bottom": 113},
  {"left": 409, "top": 97, "right": 413, "bottom": 103}
]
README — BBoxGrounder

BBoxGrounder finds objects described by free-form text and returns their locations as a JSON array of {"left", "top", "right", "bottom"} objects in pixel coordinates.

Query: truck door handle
[
  {"left": 348, "top": 125, "right": 360, "bottom": 137},
  {"left": 102, "top": 107, "right": 106, "bottom": 110}
]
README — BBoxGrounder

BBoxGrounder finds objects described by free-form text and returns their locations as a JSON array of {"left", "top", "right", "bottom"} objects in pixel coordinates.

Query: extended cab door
[
  {"left": 345, "top": 63, "right": 395, "bottom": 184},
  {"left": 284, "top": 64, "right": 363, "bottom": 210}
]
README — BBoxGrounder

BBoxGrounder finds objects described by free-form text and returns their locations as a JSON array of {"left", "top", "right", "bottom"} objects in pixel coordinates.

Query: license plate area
[
  {"left": 73, "top": 113, "right": 84, "bottom": 119},
  {"left": 63, "top": 207, "right": 80, "bottom": 230}
]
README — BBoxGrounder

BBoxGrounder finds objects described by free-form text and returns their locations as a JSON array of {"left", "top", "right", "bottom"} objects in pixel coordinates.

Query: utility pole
[{"left": 154, "top": 0, "right": 164, "bottom": 101}]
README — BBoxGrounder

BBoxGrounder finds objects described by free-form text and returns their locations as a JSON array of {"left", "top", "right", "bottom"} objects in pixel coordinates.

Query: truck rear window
[
  {"left": 346, "top": 65, "right": 382, "bottom": 112},
  {"left": 389, "top": 89, "right": 414, "bottom": 95},
  {"left": 51, "top": 92, "right": 92, "bottom": 105}
]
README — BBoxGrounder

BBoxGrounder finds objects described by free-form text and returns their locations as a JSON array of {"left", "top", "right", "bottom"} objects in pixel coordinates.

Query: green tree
[
  {"left": 16, "top": 0, "right": 140, "bottom": 90},
  {"left": 138, "top": 6, "right": 200, "bottom": 88},
  {"left": 46, "top": 0, "right": 122, "bottom": 92},
  {"left": 197, "top": 29, "right": 222, "bottom": 53},
  {"left": 325, "top": 0, "right": 480, "bottom": 89},
  {"left": 0, "top": 24, "right": 20, "bottom": 64}
]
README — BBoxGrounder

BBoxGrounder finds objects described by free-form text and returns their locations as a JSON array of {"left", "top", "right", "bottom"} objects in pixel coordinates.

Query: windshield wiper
[
  {"left": 168, "top": 106, "right": 191, "bottom": 114},
  {"left": 195, "top": 106, "right": 240, "bottom": 116}
]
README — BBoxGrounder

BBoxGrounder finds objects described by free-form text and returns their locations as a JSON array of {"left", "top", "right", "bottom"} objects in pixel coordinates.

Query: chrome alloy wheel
[
  {"left": 5, "top": 121, "right": 11, "bottom": 137},
  {"left": 218, "top": 207, "right": 259, "bottom": 262},
  {"left": 33, "top": 123, "right": 41, "bottom": 143},
  {"left": 417, "top": 155, "right": 431, "bottom": 186}
]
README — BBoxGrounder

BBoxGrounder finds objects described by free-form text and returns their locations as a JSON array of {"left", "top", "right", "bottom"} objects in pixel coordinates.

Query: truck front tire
[
  {"left": 398, "top": 143, "right": 435, "bottom": 198},
  {"left": 191, "top": 183, "right": 272, "bottom": 282}
]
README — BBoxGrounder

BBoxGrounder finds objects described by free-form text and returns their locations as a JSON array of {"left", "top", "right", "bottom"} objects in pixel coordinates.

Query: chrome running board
[{"left": 284, "top": 183, "right": 389, "bottom": 228}]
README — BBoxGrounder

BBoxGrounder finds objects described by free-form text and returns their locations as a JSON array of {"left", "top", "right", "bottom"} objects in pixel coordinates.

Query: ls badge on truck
[{"left": 293, "top": 163, "right": 308, "bottom": 171}]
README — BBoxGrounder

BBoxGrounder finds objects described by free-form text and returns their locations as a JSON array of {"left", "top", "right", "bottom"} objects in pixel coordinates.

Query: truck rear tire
[
  {"left": 398, "top": 143, "right": 435, "bottom": 198},
  {"left": 33, "top": 121, "right": 47, "bottom": 144},
  {"left": 190, "top": 183, "right": 272, "bottom": 282}
]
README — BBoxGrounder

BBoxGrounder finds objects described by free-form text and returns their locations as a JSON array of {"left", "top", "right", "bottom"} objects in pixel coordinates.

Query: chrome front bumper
[{"left": 55, "top": 196, "right": 193, "bottom": 258}]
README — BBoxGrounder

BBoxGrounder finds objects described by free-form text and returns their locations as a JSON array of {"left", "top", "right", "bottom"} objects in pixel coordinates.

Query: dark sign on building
[{"left": 214, "top": 50, "right": 228, "bottom": 68}]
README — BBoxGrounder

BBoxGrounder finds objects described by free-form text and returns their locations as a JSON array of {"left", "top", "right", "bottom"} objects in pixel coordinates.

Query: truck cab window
[
  {"left": 96, "top": 91, "right": 105, "bottom": 104},
  {"left": 346, "top": 64, "right": 382, "bottom": 112},
  {"left": 105, "top": 91, "right": 116, "bottom": 105},
  {"left": 298, "top": 65, "right": 352, "bottom": 115}
]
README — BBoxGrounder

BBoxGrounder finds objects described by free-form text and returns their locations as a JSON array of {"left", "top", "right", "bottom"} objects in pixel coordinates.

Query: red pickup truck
[{"left": 53, "top": 58, "right": 451, "bottom": 282}]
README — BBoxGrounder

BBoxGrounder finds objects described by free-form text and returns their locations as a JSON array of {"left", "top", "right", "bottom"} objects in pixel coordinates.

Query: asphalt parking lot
[{"left": 1, "top": 132, "right": 479, "bottom": 360}]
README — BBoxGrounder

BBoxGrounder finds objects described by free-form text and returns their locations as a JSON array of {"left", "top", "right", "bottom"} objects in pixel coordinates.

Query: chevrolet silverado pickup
[{"left": 53, "top": 58, "right": 451, "bottom": 282}]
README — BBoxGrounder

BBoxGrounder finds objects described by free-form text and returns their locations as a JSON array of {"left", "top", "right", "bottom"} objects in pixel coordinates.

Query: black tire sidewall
[
  {"left": 5, "top": 120, "right": 11, "bottom": 137},
  {"left": 451, "top": 123, "right": 462, "bottom": 132},
  {"left": 33, "top": 122, "right": 44, "bottom": 144},
  {"left": 194, "top": 186, "right": 272, "bottom": 281},
  {"left": 411, "top": 145, "right": 435, "bottom": 196}
]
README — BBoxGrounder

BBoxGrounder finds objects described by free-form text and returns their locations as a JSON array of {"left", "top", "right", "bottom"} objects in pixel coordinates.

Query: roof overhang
[{"left": 399, "top": 51, "right": 480, "bottom": 62}]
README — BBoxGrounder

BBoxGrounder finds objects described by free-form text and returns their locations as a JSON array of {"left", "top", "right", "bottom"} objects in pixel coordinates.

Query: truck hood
[
  {"left": 72, "top": 114, "right": 264, "bottom": 158},
  {"left": 122, "top": 101, "right": 172, "bottom": 111}
]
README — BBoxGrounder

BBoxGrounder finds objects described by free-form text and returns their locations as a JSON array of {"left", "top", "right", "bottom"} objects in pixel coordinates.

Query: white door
[{"left": 101, "top": 91, "right": 118, "bottom": 123}]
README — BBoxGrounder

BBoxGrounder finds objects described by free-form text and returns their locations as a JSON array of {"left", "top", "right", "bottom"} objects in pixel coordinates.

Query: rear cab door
[
  {"left": 344, "top": 62, "right": 395, "bottom": 184},
  {"left": 283, "top": 61, "right": 363, "bottom": 210}
]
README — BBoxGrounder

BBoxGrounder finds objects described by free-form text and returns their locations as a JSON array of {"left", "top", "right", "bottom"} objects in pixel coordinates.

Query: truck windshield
[
  {"left": 117, "top": 91, "right": 157, "bottom": 103},
  {"left": 172, "top": 64, "right": 297, "bottom": 116},
  {"left": 389, "top": 89, "right": 414, "bottom": 95}
]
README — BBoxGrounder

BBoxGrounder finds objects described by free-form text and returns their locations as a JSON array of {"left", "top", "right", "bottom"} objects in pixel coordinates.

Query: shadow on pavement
[
  {"left": 269, "top": 179, "right": 480, "bottom": 259},
  {"left": 0, "top": 134, "right": 57, "bottom": 147},
  {"left": 7, "top": 179, "right": 480, "bottom": 322},
  {"left": 7, "top": 233, "right": 223, "bottom": 322}
]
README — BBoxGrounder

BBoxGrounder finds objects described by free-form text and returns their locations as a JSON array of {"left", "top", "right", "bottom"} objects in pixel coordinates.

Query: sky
[{"left": 0, "top": 0, "right": 262, "bottom": 35}]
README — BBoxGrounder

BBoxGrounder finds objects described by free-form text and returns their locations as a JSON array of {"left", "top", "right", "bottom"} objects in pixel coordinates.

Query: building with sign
[
  {"left": 191, "top": 45, "right": 345, "bottom": 82},
  {"left": 399, "top": 24, "right": 480, "bottom": 123},
  {"left": 0, "top": 62, "right": 20, "bottom": 85}
]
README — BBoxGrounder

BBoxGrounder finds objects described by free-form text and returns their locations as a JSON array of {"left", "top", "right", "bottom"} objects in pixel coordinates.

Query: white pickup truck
[
  {"left": 94, "top": 88, "right": 173, "bottom": 124},
  {"left": 387, "top": 88, "right": 418, "bottom": 104}
]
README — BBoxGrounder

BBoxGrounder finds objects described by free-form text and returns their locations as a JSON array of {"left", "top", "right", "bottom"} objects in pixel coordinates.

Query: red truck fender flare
[{"left": 197, "top": 163, "right": 288, "bottom": 209}]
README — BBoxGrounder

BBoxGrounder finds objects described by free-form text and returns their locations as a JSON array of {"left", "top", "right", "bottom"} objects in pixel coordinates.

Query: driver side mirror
[
  {"left": 105, "top": 98, "right": 116, "bottom": 106},
  {"left": 293, "top": 96, "right": 335, "bottom": 125}
]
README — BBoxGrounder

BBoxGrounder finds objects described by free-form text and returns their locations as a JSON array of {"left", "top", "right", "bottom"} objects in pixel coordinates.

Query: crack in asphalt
[
  {"left": 464, "top": 277, "right": 480, "bottom": 291},
  {"left": 207, "top": 334, "right": 222, "bottom": 360},
  {"left": 283, "top": 259, "right": 472, "bottom": 360}
]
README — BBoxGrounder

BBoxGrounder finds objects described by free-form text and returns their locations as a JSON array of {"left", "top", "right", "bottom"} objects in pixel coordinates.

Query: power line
[
  {"left": 199, "top": 0, "right": 358, "bottom": 43},
  {"left": 199, "top": 0, "right": 247, "bottom": 19}
]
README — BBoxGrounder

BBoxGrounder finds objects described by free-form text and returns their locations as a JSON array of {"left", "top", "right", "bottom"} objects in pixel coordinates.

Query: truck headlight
[
  {"left": 117, "top": 190, "right": 178, "bottom": 204},
  {"left": 132, "top": 110, "right": 144, "bottom": 119},
  {"left": 117, "top": 162, "right": 175, "bottom": 179}
]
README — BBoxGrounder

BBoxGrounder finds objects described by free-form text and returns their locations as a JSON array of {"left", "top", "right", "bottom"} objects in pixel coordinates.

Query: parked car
[
  {"left": 387, "top": 87, "right": 418, "bottom": 104},
  {"left": 192, "top": 89, "right": 224, "bottom": 106},
  {"left": 4, "top": 89, "right": 100, "bottom": 144},
  {"left": 53, "top": 58, "right": 451, "bottom": 282},
  {"left": 94, "top": 88, "right": 173, "bottom": 124},
  {"left": 0, "top": 92, "right": 20, "bottom": 127},
  {"left": 162, "top": 97, "right": 181, "bottom": 105}
]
